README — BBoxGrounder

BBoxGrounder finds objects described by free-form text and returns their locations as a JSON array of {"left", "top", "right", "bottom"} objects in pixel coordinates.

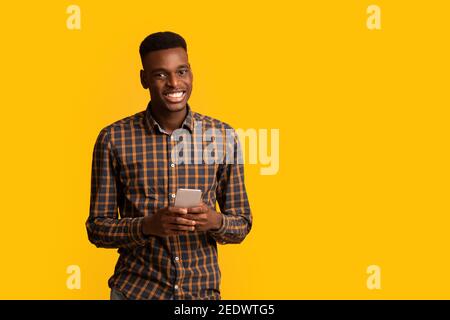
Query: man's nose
[{"left": 167, "top": 73, "right": 179, "bottom": 87}]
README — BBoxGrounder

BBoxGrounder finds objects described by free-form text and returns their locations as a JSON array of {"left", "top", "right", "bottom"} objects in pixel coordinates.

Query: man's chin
[
  {"left": 151, "top": 96, "right": 188, "bottom": 113},
  {"left": 161, "top": 100, "right": 187, "bottom": 112}
]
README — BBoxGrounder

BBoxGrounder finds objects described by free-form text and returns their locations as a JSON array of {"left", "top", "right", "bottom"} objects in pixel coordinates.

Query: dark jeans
[
  {"left": 110, "top": 288, "right": 127, "bottom": 300},
  {"left": 110, "top": 288, "right": 191, "bottom": 300}
]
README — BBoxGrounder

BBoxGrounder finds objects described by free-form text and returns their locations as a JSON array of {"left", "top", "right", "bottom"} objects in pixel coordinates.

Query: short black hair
[{"left": 139, "top": 31, "right": 187, "bottom": 61}]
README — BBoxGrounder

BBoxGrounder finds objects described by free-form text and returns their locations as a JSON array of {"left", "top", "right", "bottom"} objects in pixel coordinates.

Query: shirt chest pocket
[
  {"left": 120, "top": 160, "right": 147, "bottom": 190},
  {"left": 119, "top": 160, "right": 161, "bottom": 215}
]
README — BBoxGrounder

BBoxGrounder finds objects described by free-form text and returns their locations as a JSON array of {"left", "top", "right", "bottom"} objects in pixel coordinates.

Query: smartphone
[{"left": 174, "top": 188, "right": 202, "bottom": 208}]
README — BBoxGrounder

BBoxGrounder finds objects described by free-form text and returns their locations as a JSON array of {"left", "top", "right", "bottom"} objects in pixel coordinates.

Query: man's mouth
[{"left": 163, "top": 90, "right": 186, "bottom": 103}]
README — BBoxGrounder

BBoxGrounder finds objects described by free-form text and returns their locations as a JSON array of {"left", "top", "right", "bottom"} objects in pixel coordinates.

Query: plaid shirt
[{"left": 86, "top": 102, "right": 252, "bottom": 300}]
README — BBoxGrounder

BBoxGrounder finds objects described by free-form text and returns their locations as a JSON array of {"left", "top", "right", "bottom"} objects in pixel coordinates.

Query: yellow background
[{"left": 0, "top": 0, "right": 449, "bottom": 299}]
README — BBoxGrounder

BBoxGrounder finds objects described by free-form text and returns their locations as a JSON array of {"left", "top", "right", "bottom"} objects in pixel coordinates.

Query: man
[{"left": 86, "top": 31, "right": 252, "bottom": 300}]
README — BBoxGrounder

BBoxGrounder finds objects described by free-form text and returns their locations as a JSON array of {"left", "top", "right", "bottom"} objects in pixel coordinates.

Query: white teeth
[{"left": 166, "top": 91, "right": 184, "bottom": 98}]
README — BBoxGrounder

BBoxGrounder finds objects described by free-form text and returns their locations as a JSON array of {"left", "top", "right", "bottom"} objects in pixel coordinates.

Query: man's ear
[{"left": 140, "top": 70, "right": 148, "bottom": 89}]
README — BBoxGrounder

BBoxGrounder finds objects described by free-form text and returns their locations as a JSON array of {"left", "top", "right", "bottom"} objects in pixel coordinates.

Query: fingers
[
  {"left": 168, "top": 224, "right": 196, "bottom": 232},
  {"left": 183, "top": 213, "right": 206, "bottom": 221},
  {"left": 187, "top": 204, "right": 208, "bottom": 214},
  {"left": 160, "top": 215, "right": 195, "bottom": 235},
  {"left": 165, "top": 215, "right": 196, "bottom": 234},
  {"left": 168, "top": 217, "right": 196, "bottom": 233},
  {"left": 153, "top": 206, "right": 200, "bottom": 236},
  {"left": 163, "top": 204, "right": 208, "bottom": 236},
  {"left": 170, "top": 216, "right": 196, "bottom": 227},
  {"left": 168, "top": 206, "right": 188, "bottom": 215}
]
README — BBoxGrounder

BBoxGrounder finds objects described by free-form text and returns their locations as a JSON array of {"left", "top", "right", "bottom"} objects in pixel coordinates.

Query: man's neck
[{"left": 150, "top": 102, "right": 188, "bottom": 135}]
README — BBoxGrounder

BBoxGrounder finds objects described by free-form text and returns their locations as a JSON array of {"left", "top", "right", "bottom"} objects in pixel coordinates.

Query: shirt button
[
  {"left": 175, "top": 256, "right": 179, "bottom": 261},
  {"left": 174, "top": 285, "right": 179, "bottom": 290},
  {"left": 171, "top": 193, "right": 176, "bottom": 198},
  {"left": 170, "top": 163, "right": 175, "bottom": 168}
]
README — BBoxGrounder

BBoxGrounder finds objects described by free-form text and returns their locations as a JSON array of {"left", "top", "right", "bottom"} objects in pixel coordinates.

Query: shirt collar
[{"left": 145, "top": 101, "right": 195, "bottom": 135}]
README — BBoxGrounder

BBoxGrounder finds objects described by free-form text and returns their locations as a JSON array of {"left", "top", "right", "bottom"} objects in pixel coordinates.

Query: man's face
[{"left": 140, "top": 47, "right": 193, "bottom": 113}]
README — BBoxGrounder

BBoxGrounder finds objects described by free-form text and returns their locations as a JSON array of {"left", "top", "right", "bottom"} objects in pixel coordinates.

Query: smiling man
[{"left": 86, "top": 31, "right": 252, "bottom": 300}]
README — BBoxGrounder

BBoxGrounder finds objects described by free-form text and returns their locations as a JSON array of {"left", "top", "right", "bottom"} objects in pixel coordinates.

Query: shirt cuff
[
  {"left": 130, "top": 217, "right": 148, "bottom": 246},
  {"left": 208, "top": 213, "right": 228, "bottom": 236}
]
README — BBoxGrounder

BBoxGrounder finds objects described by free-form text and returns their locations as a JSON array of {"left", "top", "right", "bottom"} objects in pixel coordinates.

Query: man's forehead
[{"left": 143, "top": 47, "right": 189, "bottom": 70}]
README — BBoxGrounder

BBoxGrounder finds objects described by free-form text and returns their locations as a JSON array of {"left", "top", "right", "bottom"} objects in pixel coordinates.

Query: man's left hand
[{"left": 184, "top": 202, "right": 223, "bottom": 232}]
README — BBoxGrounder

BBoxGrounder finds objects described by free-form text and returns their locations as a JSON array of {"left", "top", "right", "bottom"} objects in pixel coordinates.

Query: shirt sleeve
[
  {"left": 86, "top": 129, "right": 149, "bottom": 249},
  {"left": 208, "top": 128, "right": 253, "bottom": 244}
]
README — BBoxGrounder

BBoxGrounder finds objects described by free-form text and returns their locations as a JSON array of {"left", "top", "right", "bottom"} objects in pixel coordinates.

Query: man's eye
[
  {"left": 155, "top": 73, "right": 167, "bottom": 79},
  {"left": 178, "top": 69, "right": 188, "bottom": 76}
]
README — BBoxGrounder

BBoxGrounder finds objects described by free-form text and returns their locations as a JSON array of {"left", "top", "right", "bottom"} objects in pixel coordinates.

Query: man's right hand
[{"left": 142, "top": 206, "right": 196, "bottom": 237}]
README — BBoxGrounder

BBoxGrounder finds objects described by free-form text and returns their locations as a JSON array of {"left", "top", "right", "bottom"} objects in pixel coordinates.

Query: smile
[{"left": 163, "top": 90, "right": 186, "bottom": 103}]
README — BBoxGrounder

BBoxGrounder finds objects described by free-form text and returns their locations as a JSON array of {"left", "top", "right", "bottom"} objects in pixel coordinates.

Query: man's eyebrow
[{"left": 150, "top": 64, "right": 190, "bottom": 73}]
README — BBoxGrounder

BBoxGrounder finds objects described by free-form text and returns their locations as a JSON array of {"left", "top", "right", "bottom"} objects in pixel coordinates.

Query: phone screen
[{"left": 174, "top": 189, "right": 202, "bottom": 208}]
